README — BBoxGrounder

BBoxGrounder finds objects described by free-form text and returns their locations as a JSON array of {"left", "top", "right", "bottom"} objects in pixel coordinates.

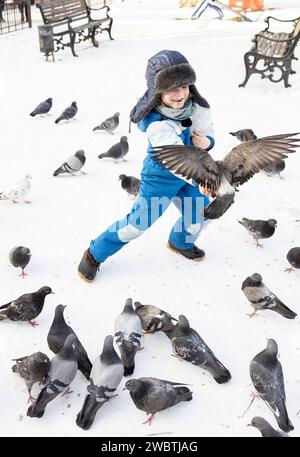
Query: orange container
[{"left": 228, "top": 0, "right": 263, "bottom": 10}]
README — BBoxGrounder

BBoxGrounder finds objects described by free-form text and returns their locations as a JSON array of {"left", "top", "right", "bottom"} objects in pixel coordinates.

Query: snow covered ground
[{"left": 1, "top": 0, "right": 300, "bottom": 437}]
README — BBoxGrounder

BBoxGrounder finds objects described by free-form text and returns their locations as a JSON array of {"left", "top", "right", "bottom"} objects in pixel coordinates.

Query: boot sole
[
  {"left": 167, "top": 243, "right": 205, "bottom": 262},
  {"left": 78, "top": 271, "right": 94, "bottom": 283}
]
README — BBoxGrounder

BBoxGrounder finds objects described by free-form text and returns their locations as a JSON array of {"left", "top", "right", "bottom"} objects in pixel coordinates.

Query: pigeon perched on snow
[
  {"left": 55, "top": 101, "right": 77, "bottom": 124},
  {"left": 98, "top": 136, "right": 128, "bottom": 161},
  {"left": 53, "top": 150, "right": 86, "bottom": 176},
  {"left": 30, "top": 98, "right": 52, "bottom": 117},
  {"left": 27, "top": 334, "right": 78, "bottom": 418},
  {"left": 0, "top": 174, "right": 32, "bottom": 203},
  {"left": 119, "top": 174, "right": 140, "bottom": 197},
  {"left": 242, "top": 273, "right": 297, "bottom": 319},
  {"left": 0, "top": 286, "right": 53, "bottom": 327},
  {"left": 93, "top": 112, "right": 120, "bottom": 134},
  {"left": 285, "top": 247, "right": 300, "bottom": 273},
  {"left": 238, "top": 218, "right": 277, "bottom": 247},
  {"left": 76, "top": 335, "right": 124, "bottom": 430},
  {"left": 248, "top": 416, "right": 290, "bottom": 437},
  {"left": 152, "top": 133, "right": 300, "bottom": 219},
  {"left": 47, "top": 304, "right": 92, "bottom": 380},
  {"left": 9, "top": 246, "right": 31, "bottom": 278},
  {"left": 114, "top": 298, "right": 142, "bottom": 376},
  {"left": 125, "top": 377, "right": 192, "bottom": 425},
  {"left": 134, "top": 301, "right": 177, "bottom": 334},
  {"left": 12, "top": 352, "right": 51, "bottom": 402},
  {"left": 230, "top": 129, "right": 257, "bottom": 142},
  {"left": 250, "top": 339, "right": 294, "bottom": 433}
]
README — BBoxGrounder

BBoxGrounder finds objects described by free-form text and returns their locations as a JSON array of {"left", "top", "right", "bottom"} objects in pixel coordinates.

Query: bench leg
[
  {"left": 69, "top": 32, "right": 79, "bottom": 57},
  {"left": 107, "top": 18, "right": 114, "bottom": 40},
  {"left": 283, "top": 64, "right": 291, "bottom": 88},
  {"left": 91, "top": 27, "right": 99, "bottom": 47},
  {"left": 239, "top": 53, "right": 257, "bottom": 88}
]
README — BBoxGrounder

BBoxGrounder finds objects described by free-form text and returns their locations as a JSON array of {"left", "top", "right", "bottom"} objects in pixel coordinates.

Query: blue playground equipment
[{"left": 191, "top": 0, "right": 224, "bottom": 20}]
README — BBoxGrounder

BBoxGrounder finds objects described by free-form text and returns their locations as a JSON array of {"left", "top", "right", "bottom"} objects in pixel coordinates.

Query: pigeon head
[
  {"left": 62, "top": 334, "right": 77, "bottom": 353},
  {"left": 34, "top": 351, "right": 50, "bottom": 363},
  {"left": 55, "top": 304, "right": 66, "bottom": 317},
  {"left": 115, "top": 112, "right": 120, "bottom": 118},
  {"left": 119, "top": 174, "right": 126, "bottom": 181},
  {"left": 229, "top": 129, "right": 257, "bottom": 142},
  {"left": 268, "top": 219, "right": 277, "bottom": 227},
  {"left": 25, "top": 174, "right": 32, "bottom": 180},
  {"left": 37, "top": 286, "right": 54, "bottom": 296},
  {"left": 178, "top": 315, "right": 190, "bottom": 329},
  {"left": 120, "top": 136, "right": 127, "bottom": 142},
  {"left": 75, "top": 150, "right": 85, "bottom": 160},
  {"left": 266, "top": 339, "right": 278, "bottom": 357},
  {"left": 250, "top": 273, "right": 262, "bottom": 285},
  {"left": 134, "top": 301, "right": 143, "bottom": 311},
  {"left": 248, "top": 416, "right": 270, "bottom": 431},
  {"left": 125, "top": 379, "right": 145, "bottom": 395},
  {"left": 123, "top": 298, "right": 134, "bottom": 314},
  {"left": 46, "top": 98, "right": 53, "bottom": 103}
]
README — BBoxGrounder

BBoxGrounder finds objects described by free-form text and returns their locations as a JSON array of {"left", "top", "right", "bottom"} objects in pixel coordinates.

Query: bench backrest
[
  {"left": 39, "top": 0, "right": 88, "bottom": 24},
  {"left": 293, "top": 18, "right": 300, "bottom": 38}
]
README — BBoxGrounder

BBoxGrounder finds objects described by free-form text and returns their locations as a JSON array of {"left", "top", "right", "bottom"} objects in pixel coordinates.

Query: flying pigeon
[
  {"left": 249, "top": 339, "right": 294, "bottom": 433},
  {"left": 119, "top": 174, "right": 140, "bottom": 197},
  {"left": 47, "top": 304, "right": 92, "bottom": 380},
  {"left": 27, "top": 334, "right": 78, "bottom": 418},
  {"left": 98, "top": 136, "right": 128, "bottom": 161},
  {"left": 93, "top": 112, "right": 120, "bottom": 134},
  {"left": 55, "top": 102, "right": 77, "bottom": 124},
  {"left": 242, "top": 273, "right": 297, "bottom": 319},
  {"left": 238, "top": 218, "right": 277, "bottom": 247},
  {"left": 30, "top": 98, "right": 52, "bottom": 117},
  {"left": 230, "top": 129, "right": 257, "bottom": 142},
  {"left": 248, "top": 416, "right": 290, "bottom": 437},
  {"left": 53, "top": 150, "right": 86, "bottom": 176},
  {"left": 285, "top": 247, "right": 300, "bottom": 273},
  {"left": 0, "top": 286, "right": 53, "bottom": 327},
  {"left": 0, "top": 174, "right": 32, "bottom": 203},
  {"left": 125, "top": 377, "right": 192, "bottom": 425},
  {"left": 151, "top": 133, "right": 299, "bottom": 219},
  {"left": 134, "top": 301, "right": 177, "bottom": 333},
  {"left": 9, "top": 246, "right": 31, "bottom": 278},
  {"left": 76, "top": 335, "right": 124, "bottom": 430},
  {"left": 114, "top": 298, "right": 142, "bottom": 376},
  {"left": 12, "top": 351, "right": 51, "bottom": 402}
]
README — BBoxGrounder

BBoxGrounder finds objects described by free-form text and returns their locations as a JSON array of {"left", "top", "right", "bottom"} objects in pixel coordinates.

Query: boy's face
[{"left": 160, "top": 85, "right": 190, "bottom": 109}]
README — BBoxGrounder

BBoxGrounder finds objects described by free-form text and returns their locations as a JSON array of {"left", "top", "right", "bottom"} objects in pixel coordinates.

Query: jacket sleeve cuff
[{"left": 206, "top": 135, "right": 215, "bottom": 151}]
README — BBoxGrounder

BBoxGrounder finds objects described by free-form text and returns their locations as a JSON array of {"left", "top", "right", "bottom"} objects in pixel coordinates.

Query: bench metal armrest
[
  {"left": 87, "top": 4, "right": 110, "bottom": 16},
  {"left": 264, "top": 15, "right": 300, "bottom": 31}
]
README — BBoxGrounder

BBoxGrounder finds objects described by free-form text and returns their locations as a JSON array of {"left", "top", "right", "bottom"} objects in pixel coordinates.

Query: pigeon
[
  {"left": 0, "top": 174, "right": 32, "bottom": 203},
  {"left": 12, "top": 352, "right": 51, "bottom": 402},
  {"left": 55, "top": 101, "right": 77, "bottom": 124},
  {"left": 285, "top": 247, "right": 300, "bottom": 273},
  {"left": 242, "top": 273, "right": 297, "bottom": 319},
  {"left": 27, "top": 334, "right": 78, "bottom": 418},
  {"left": 119, "top": 174, "right": 140, "bottom": 197},
  {"left": 53, "top": 150, "right": 86, "bottom": 176},
  {"left": 30, "top": 98, "right": 52, "bottom": 117},
  {"left": 238, "top": 218, "right": 277, "bottom": 247},
  {"left": 248, "top": 416, "right": 290, "bottom": 437},
  {"left": 165, "top": 315, "right": 231, "bottom": 384},
  {"left": 76, "top": 335, "right": 124, "bottom": 430},
  {"left": 125, "top": 377, "right": 192, "bottom": 425},
  {"left": 9, "top": 246, "right": 31, "bottom": 278},
  {"left": 263, "top": 159, "right": 285, "bottom": 178},
  {"left": 47, "top": 304, "right": 92, "bottom": 380},
  {"left": 114, "top": 298, "right": 142, "bottom": 376},
  {"left": 134, "top": 301, "right": 177, "bottom": 333},
  {"left": 98, "top": 136, "right": 129, "bottom": 161},
  {"left": 230, "top": 129, "right": 257, "bottom": 142},
  {"left": 151, "top": 133, "right": 300, "bottom": 219},
  {"left": 0, "top": 286, "right": 53, "bottom": 327},
  {"left": 249, "top": 339, "right": 294, "bottom": 433},
  {"left": 93, "top": 112, "right": 120, "bottom": 134}
]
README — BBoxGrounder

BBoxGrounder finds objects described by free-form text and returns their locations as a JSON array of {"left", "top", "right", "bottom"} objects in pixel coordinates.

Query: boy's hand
[{"left": 192, "top": 131, "right": 211, "bottom": 150}]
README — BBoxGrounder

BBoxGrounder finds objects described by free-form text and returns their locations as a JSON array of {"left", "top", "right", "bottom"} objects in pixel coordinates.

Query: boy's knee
[{"left": 117, "top": 223, "right": 145, "bottom": 242}]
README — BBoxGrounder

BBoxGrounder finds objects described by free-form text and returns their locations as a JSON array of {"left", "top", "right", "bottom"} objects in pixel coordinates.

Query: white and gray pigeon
[
  {"left": 125, "top": 377, "right": 192, "bottom": 426},
  {"left": 55, "top": 101, "right": 77, "bottom": 124},
  {"left": 12, "top": 351, "right": 51, "bottom": 402},
  {"left": 53, "top": 150, "right": 86, "bottom": 176},
  {"left": 249, "top": 339, "right": 294, "bottom": 433},
  {"left": 164, "top": 315, "right": 231, "bottom": 384},
  {"left": 93, "top": 112, "right": 120, "bottom": 134},
  {"left": 30, "top": 98, "right": 52, "bottom": 117},
  {"left": 242, "top": 273, "right": 297, "bottom": 319},
  {"left": 114, "top": 298, "right": 142, "bottom": 376},
  {"left": 285, "top": 247, "right": 300, "bottom": 273},
  {"left": 248, "top": 416, "right": 290, "bottom": 437},
  {"left": 238, "top": 218, "right": 277, "bottom": 247},
  {"left": 134, "top": 301, "right": 177, "bottom": 333},
  {"left": 230, "top": 129, "right": 257, "bottom": 142},
  {"left": 152, "top": 133, "right": 299, "bottom": 219},
  {"left": 98, "top": 136, "right": 128, "bottom": 161},
  {"left": 0, "top": 174, "right": 32, "bottom": 203},
  {"left": 9, "top": 246, "right": 31, "bottom": 278},
  {"left": 76, "top": 335, "right": 124, "bottom": 430},
  {"left": 27, "top": 334, "right": 78, "bottom": 418},
  {"left": 263, "top": 159, "right": 285, "bottom": 178},
  {"left": 119, "top": 174, "right": 140, "bottom": 197}
]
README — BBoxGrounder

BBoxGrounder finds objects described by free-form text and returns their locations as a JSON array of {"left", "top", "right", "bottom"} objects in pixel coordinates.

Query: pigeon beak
[
  {"left": 247, "top": 423, "right": 252, "bottom": 427},
  {"left": 122, "top": 387, "right": 126, "bottom": 391},
  {"left": 51, "top": 292, "right": 55, "bottom": 294}
]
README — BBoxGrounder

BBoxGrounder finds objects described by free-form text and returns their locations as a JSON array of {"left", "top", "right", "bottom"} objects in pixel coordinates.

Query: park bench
[
  {"left": 239, "top": 16, "right": 300, "bottom": 88},
  {"left": 38, "top": 0, "right": 113, "bottom": 57}
]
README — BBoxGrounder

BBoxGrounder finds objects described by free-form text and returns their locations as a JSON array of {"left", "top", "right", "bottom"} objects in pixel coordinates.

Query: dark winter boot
[
  {"left": 78, "top": 249, "right": 100, "bottom": 282},
  {"left": 167, "top": 240, "right": 205, "bottom": 261}
]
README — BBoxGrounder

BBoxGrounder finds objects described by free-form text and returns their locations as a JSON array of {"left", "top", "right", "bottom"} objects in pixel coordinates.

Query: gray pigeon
[
  {"left": 30, "top": 98, "right": 52, "bottom": 117},
  {"left": 76, "top": 335, "right": 124, "bottom": 430},
  {"left": 55, "top": 101, "right": 77, "bottom": 124},
  {"left": 125, "top": 377, "right": 192, "bottom": 425},
  {"left": 114, "top": 298, "right": 142, "bottom": 376},
  {"left": 9, "top": 246, "right": 31, "bottom": 277},
  {"left": 119, "top": 174, "right": 140, "bottom": 197},
  {"left": 230, "top": 129, "right": 257, "bottom": 142},
  {"left": 98, "top": 136, "right": 128, "bottom": 161},
  {"left": 238, "top": 218, "right": 277, "bottom": 247},
  {"left": 134, "top": 301, "right": 177, "bottom": 333},
  {"left": 47, "top": 304, "right": 92, "bottom": 380},
  {"left": 263, "top": 159, "right": 285, "bottom": 178},
  {"left": 249, "top": 339, "right": 294, "bottom": 433},
  {"left": 242, "top": 273, "right": 297, "bottom": 319},
  {"left": 285, "top": 247, "right": 300, "bottom": 272},
  {"left": 0, "top": 286, "right": 53, "bottom": 327},
  {"left": 53, "top": 150, "right": 86, "bottom": 176},
  {"left": 152, "top": 133, "right": 300, "bottom": 219},
  {"left": 93, "top": 112, "right": 120, "bottom": 134},
  {"left": 12, "top": 352, "right": 51, "bottom": 402},
  {"left": 27, "top": 334, "right": 78, "bottom": 418},
  {"left": 248, "top": 416, "right": 290, "bottom": 437}
]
